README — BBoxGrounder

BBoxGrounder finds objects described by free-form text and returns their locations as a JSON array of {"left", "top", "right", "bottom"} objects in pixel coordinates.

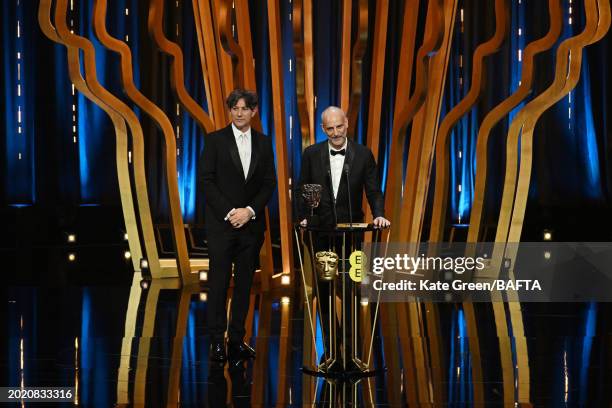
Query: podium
[{"left": 295, "top": 223, "right": 384, "bottom": 380}]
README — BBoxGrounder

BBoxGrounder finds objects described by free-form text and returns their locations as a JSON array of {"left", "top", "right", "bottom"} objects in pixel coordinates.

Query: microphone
[
  {"left": 327, "top": 168, "right": 338, "bottom": 225},
  {"left": 344, "top": 163, "right": 353, "bottom": 227}
]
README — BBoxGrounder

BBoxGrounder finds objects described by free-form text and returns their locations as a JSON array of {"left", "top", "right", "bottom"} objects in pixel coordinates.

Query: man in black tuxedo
[
  {"left": 297, "top": 106, "right": 389, "bottom": 368},
  {"left": 298, "top": 106, "right": 389, "bottom": 228},
  {"left": 201, "top": 89, "right": 276, "bottom": 363}
]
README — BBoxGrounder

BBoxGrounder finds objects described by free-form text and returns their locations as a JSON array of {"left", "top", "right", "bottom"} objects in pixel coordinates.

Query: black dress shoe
[
  {"left": 210, "top": 341, "right": 227, "bottom": 362},
  {"left": 228, "top": 341, "right": 256, "bottom": 360}
]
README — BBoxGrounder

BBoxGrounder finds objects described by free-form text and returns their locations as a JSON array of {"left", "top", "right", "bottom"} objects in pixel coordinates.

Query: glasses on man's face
[{"left": 231, "top": 106, "right": 252, "bottom": 113}]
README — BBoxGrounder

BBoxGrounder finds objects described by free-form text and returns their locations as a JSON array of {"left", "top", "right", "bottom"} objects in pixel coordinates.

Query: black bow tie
[{"left": 330, "top": 149, "right": 346, "bottom": 156}]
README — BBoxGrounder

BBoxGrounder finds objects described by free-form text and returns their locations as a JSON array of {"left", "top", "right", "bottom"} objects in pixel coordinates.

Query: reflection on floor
[{"left": 5, "top": 273, "right": 612, "bottom": 407}]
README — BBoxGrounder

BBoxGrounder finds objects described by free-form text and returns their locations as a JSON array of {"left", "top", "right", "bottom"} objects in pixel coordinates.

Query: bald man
[
  {"left": 297, "top": 106, "right": 389, "bottom": 368},
  {"left": 297, "top": 106, "right": 389, "bottom": 228}
]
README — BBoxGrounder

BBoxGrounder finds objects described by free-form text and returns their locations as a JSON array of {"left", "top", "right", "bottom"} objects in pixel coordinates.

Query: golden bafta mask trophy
[
  {"left": 301, "top": 184, "right": 323, "bottom": 227},
  {"left": 315, "top": 251, "right": 338, "bottom": 281}
]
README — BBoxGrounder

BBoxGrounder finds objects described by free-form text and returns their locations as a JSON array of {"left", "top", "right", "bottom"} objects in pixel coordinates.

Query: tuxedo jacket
[
  {"left": 297, "top": 140, "right": 384, "bottom": 225},
  {"left": 200, "top": 125, "right": 277, "bottom": 234}
]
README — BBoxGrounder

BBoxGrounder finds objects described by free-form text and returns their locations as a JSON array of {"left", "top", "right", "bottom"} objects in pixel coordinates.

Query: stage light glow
[
  {"left": 360, "top": 298, "right": 369, "bottom": 306},
  {"left": 281, "top": 297, "right": 290, "bottom": 305},
  {"left": 140, "top": 259, "right": 149, "bottom": 269},
  {"left": 123, "top": 232, "right": 129, "bottom": 241},
  {"left": 281, "top": 275, "right": 291, "bottom": 285},
  {"left": 543, "top": 230, "right": 552, "bottom": 241},
  {"left": 67, "top": 234, "right": 76, "bottom": 243},
  {"left": 68, "top": 253, "right": 76, "bottom": 262},
  {"left": 199, "top": 293, "right": 207, "bottom": 302},
  {"left": 199, "top": 270, "right": 208, "bottom": 281},
  {"left": 124, "top": 251, "right": 131, "bottom": 259},
  {"left": 140, "top": 280, "right": 149, "bottom": 290}
]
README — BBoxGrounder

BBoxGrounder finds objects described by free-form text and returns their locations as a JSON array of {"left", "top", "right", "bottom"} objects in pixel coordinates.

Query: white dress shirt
[
  {"left": 225, "top": 124, "right": 255, "bottom": 221},
  {"left": 232, "top": 123, "right": 252, "bottom": 178},
  {"left": 329, "top": 140, "right": 347, "bottom": 199}
]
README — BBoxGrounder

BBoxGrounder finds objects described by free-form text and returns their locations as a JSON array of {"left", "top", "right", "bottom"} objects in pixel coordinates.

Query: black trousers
[{"left": 207, "top": 228, "right": 264, "bottom": 344}]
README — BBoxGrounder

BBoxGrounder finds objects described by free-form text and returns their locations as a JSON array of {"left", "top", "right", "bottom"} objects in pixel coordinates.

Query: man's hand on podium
[
  {"left": 373, "top": 216, "right": 391, "bottom": 229},
  {"left": 301, "top": 218, "right": 390, "bottom": 228}
]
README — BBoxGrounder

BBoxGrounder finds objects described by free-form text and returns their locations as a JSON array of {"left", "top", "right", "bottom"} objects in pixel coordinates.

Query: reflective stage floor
[{"left": 5, "top": 275, "right": 612, "bottom": 407}]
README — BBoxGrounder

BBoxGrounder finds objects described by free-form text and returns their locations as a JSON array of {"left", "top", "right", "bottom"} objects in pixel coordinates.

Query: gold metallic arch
[
  {"left": 456, "top": 2, "right": 562, "bottom": 404},
  {"left": 340, "top": 0, "right": 352, "bottom": 112},
  {"left": 505, "top": 0, "right": 610, "bottom": 245},
  {"left": 267, "top": 0, "right": 295, "bottom": 278},
  {"left": 93, "top": 0, "right": 195, "bottom": 282},
  {"left": 148, "top": 0, "right": 215, "bottom": 133},
  {"left": 379, "top": 1, "right": 458, "bottom": 404},
  {"left": 429, "top": 0, "right": 510, "bottom": 243},
  {"left": 384, "top": 0, "right": 444, "bottom": 240},
  {"left": 293, "top": 0, "right": 316, "bottom": 148},
  {"left": 403, "top": 2, "right": 459, "bottom": 403},
  {"left": 210, "top": 0, "right": 235, "bottom": 100},
  {"left": 40, "top": 0, "right": 166, "bottom": 277},
  {"left": 467, "top": 0, "right": 563, "bottom": 244},
  {"left": 234, "top": 0, "right": 257, "bottom": 89},
  {"left": 192, "top": 0, "right": 226, "bottom": 127},
  {"left": 493, "top": 0, "right": 609, "bottom": 403},
  {"left": 217, "top": 0, "right": 242, "bottom": 86},
  {"left": 215, "top": 0, "right": 264, "bottom": 135},
  {"left": 495, "top": 0, "right": 604, "bottom": 247},
  {"left": 346, "top": 0, "right": 369, "bottom": 136},
  {"left": 216, "top": 0, "right": 263, "bottom": 105},
  {"left": 365, "top": 0, "right": 389, "bottom": 158},
  {"left": 362, "top": 0, "right": 389, "bottom": 235},
  {"left": 37, "top": 0, "right": 140, "bottom": 272},
  {"left": 399, "top": 0, "right": 458, "bottom": 245},
  {"left": 376, "top": 2, "right": 420, "bottom": 403}
]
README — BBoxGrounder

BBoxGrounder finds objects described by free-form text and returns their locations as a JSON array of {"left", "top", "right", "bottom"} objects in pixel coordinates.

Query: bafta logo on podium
[{"left": 314, "top": 251, "right": 338, "bottom": 281}]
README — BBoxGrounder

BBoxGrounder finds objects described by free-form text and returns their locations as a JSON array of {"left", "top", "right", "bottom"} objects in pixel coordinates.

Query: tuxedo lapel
[
  {"left": 245, "top": 131, "right": 260, "bottom": 184},
  {"left": 226, "top": 127, "right": 244, "bottom": 179},
  {"left": 319, "top": 142, "right": 332, "bottom": 191}
]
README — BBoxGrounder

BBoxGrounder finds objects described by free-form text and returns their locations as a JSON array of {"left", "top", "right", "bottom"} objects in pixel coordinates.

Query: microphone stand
[
  {"left": 327, "top": 168, "right": 338, "bottom": 226},
  {"left": 344, "top": 164, "right": 352, "bottom": 228},
  {"left": 342, "top": 164, "right": 352, "bottom": 371}
]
